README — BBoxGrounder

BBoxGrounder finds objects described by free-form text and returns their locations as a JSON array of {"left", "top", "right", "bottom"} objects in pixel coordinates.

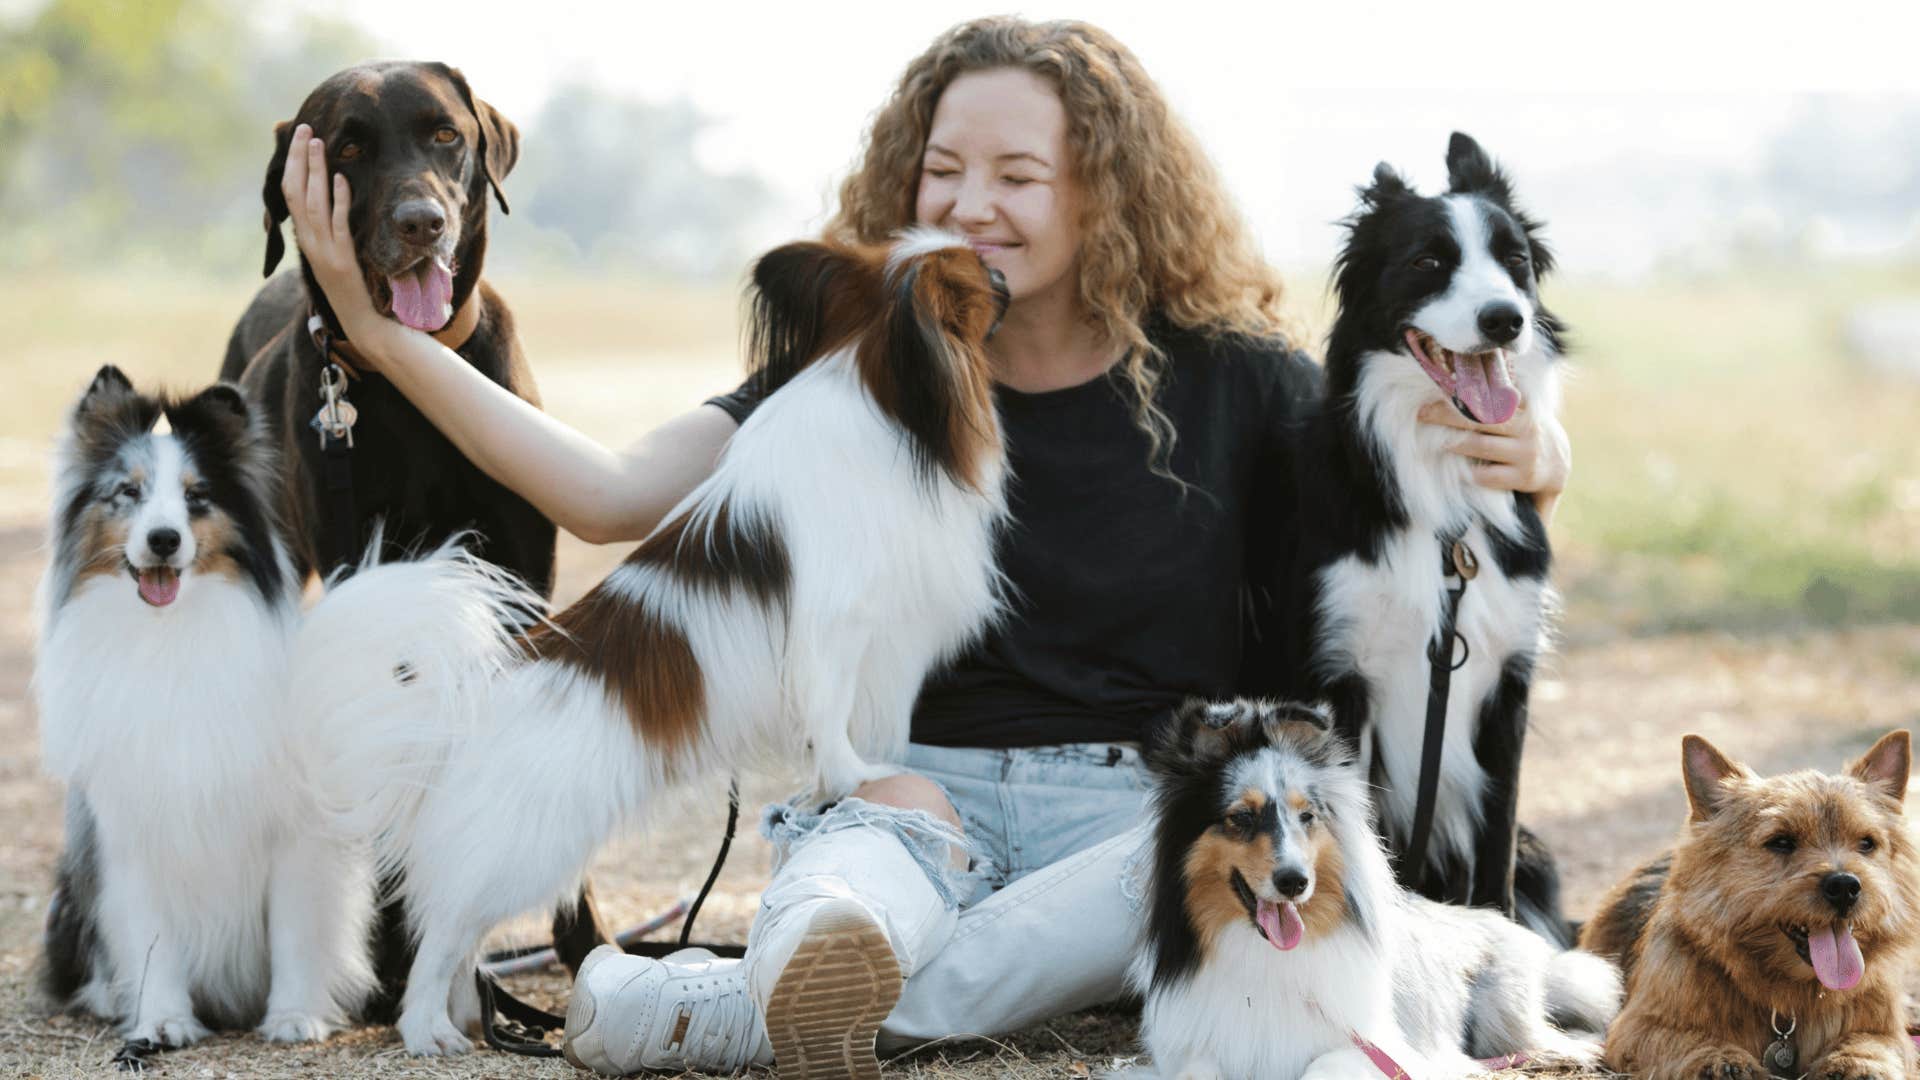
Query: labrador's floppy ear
[
  {"left": 261, "top": 120, "right": 296, "bottom": 276},
  {"left": 434, "top": 63, "right": 518, "bottom": 214}
]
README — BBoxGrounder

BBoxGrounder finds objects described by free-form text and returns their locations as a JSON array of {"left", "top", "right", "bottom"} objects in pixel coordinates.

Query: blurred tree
[
  {"left": 513, "top": 83, "right": 775, "bottom": 279},
  {"left": 0, "top": 0, "right": 375, "bottom": 272}
]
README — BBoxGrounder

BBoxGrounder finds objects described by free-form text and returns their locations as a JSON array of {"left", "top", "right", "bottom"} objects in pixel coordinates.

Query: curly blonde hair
[{"left": 829, "top": 16, "right": 1288, "bottom": 470}]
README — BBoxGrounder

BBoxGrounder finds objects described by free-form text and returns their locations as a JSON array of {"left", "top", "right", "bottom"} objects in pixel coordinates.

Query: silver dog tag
[
  {"left": 310, "top": 363, "right": 357, "bottom": 448},
  {"left": 1763, "top": 1037, "right": 1796, "bottom": 1077}
]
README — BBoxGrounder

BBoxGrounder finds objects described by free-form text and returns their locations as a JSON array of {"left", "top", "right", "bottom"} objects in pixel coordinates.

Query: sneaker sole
[{"left": 763, "top": 898, "right": 901, "bottom": 1080}]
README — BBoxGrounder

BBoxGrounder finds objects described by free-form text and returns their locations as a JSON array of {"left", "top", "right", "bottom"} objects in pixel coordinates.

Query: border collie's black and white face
[
  {"left": 1332, "top": 132, "right": 1559, "bottom": 426},
  {"left": 47, "top": 366, "right": 287, "bottom": 612}
]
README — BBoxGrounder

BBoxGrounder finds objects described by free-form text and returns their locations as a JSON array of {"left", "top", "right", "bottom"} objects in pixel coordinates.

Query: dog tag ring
[{"left": 1765, "top": 1010, "right": 1797, "bottom": 1078}]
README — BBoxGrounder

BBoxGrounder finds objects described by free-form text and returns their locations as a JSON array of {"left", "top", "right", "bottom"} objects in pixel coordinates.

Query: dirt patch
[{"left": 2, "top": 512, "right": 1914, "bottom": 1075}]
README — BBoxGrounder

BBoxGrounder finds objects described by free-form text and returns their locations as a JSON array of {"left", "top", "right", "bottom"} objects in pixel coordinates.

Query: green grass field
[{"left": 2, "top": 264, "right": 1917, "bottom": 635}]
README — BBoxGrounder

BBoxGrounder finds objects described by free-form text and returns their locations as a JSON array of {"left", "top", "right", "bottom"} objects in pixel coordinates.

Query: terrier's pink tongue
[
  {"left": 137, "top": 567, "right": 178, "bottom": 607},
  {"left": 1257, "top": 900, "right": 1305, "bottom": 951},
  {"left": 1809, "top": 924, "right": 1864, "bottom": 990},
  {"left": 1454, "top": 351, "right": 1520, "bottom": 425},
  {"left": 388, "top": 260, "right": 453, "bottom": 331}
]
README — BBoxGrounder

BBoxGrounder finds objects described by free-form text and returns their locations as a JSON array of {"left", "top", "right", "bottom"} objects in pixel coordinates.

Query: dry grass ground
[{"left": 0, "top": 269, "right": 1914, "bottom": 1078}]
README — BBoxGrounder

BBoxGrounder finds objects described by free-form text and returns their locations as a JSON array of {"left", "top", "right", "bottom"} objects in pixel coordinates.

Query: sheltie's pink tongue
[
  {"left": 1257, "top": 899, "right": 1305, "bottom": 951},
  {"left": 137, "top": 567, "right": 179, "bottom": 607},
  {"left": 1454, "top": 350, "right": 1520, "bottom": 425},
  {"left": 1809, "top": 924, "right": 1864, "bottom": 990},
  {"left": 388, "top": 259, "right": 453, "bottom": 331}
]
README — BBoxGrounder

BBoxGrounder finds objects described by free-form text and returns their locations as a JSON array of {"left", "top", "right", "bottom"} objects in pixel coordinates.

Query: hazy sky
[{"left": 266, "top": 1, "right": 1920, "bottom": 276}]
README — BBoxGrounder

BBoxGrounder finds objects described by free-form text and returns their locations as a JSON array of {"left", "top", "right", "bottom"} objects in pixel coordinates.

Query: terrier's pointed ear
[
  {"left": 1681, "top": 735, "right": 1745, "bottom": 822},
  {"left": 1846, "top": 730, "right": 1910, "bottom": 804}
]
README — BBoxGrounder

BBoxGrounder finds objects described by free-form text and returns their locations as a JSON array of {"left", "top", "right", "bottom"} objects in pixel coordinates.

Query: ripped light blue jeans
[{"left": 758, "top": 741, "right": 1153, "bottom": 1050}]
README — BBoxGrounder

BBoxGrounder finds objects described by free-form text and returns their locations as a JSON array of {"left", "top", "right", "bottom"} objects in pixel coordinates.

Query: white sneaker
[
  {"left": 760, "top": 897, "right": 903, "bottom": 1080},
  {"left": 562, "top": 945, "right": 773, "bottom": 1075}
]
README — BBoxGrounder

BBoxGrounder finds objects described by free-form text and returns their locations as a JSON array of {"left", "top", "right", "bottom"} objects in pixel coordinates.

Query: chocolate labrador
[{"left": 220, "top": 60, "right": 608, "bottom": 1017}]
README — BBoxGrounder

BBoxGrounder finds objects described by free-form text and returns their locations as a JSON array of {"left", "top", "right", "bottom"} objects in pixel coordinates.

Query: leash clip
[{"left": 310, "top": 362, "right": 358, "bottom": 449}]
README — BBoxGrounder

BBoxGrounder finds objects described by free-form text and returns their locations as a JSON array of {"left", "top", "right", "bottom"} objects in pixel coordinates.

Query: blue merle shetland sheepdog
[
  {"left": 285, "top": 228, "right": 1012, "bottom": 1055},
  {"left": 1253, "top": 132, "right": 1572, "bottom": 942},
  {"left": 34, "top": 368, "right": 374, "bottom": 1048},
  {"left": 1134, "top": 699, "right": 1618, "bottom": 1080}
]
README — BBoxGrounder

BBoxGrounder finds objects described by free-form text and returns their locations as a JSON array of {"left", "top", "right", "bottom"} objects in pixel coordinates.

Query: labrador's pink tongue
[
  {"left": 1809, "top": 924, "right": 1864, "bottom": 990},
  {"left": 388, "top": 260, "right": 453, "bottom": 331},
  {"left": 1454, "top": 351, "right": 1520, "bottom": 425},
  {"left": 1257, "top": 900, "right": 1305, "bottom": 951},
  {"left": 137, "top": 567, "right": 178, "bottom": 607}
]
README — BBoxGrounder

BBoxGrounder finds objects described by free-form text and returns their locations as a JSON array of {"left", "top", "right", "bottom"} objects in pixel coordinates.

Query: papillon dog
[
  {"left": 289, "top": 228, "right": 1012, "bottom": 1054},
  {"left": 35, "top": 367, "right": 373, "bottom": 1048}
]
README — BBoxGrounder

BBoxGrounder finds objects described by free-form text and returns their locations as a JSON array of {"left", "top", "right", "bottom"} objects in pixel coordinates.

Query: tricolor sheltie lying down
[
  {"left": 1134, "top": 699, "right": 1619, "bottom": 1080},
  {"left": 292, "top": 229, "right": 1011, "bottom": 1055},
  {"left": 35, "top": 368, "right": 373, "bottom": 1048},
  {"left": 1276, "top": 132, "right": 1570, "bottom": 939}
]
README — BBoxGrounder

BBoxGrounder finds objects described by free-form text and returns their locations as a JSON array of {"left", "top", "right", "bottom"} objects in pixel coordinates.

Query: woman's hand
[
  {"left": 279, "top": 124, "right": 404, "bottom": 368},
  {"left": 1418, "top": 397, "right": 1571, "bottom": 523}
]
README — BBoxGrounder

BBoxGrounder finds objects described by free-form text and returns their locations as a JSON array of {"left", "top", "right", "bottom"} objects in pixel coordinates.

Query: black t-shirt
[{"left": 706, "top": 316, "right": 1322, "bottom": 747}]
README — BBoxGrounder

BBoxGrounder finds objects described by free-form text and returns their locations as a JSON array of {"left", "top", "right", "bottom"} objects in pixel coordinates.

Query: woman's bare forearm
[{"left": 355, "top": 321, "right": 735, "bottom": 544}]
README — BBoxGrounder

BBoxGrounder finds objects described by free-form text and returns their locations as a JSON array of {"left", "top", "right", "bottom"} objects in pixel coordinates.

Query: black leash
[
  {"left": 1406, "top": 536, "right": 1477, "bottom": 875},
  {"left": 477, "top": 778, "right": 745, "bottom": 1056}
]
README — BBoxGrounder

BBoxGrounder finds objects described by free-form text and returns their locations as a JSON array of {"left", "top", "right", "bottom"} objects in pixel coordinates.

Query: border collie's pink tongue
[
  {"left": 1257, "top": 899, "right": 1305, "bottom": 951},
  {"left": 388, "top": 259, "right": 453, "bottom": 331},
  {"left": 137, "top": 567, "right": 179, "bottom": 607},
  {"left": 1454, "top": 351, "right": 1520, "bottom": 425},
  {"left": 1809, "top": 924, "right": 1864, "bottom": 990}
]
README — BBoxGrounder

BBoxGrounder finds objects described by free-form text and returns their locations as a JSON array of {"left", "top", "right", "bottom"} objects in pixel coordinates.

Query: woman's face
[{"left": 915, "top": 68, "right": 1080, "bottom": 309}]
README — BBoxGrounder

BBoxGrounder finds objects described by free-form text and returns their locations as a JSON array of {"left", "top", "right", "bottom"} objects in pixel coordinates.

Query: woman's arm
[{"left": 280, "top": 125, "right": 734, "bottom": 545}]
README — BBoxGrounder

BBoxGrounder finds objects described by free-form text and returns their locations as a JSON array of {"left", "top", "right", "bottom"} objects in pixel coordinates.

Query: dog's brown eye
[
  {"left": 116, "top": 482, "right": 140, "bottom": 501},
  {"left": 434, "top": 126, "right": 459, "bottom": 145},
  {"left": 1503, "top": 253, "right": 1528, "bottom": 269},
  {"left": 336, "top": 142, "right": 362, "bottom": 162},
  {"left": 1227, "top": 810, "right": 1255, "bottom": 833},
  {"left": 1413, "top": 256, "right": 1441, "bottom": 271},
  {"left": 1765, "top": 834, "right": 1797, "bottom": 855},
  {"left": 1859, "top": 836, "right": 1877, "bottom": 854},
  {"left": 1299, "top": 810, "right": 1315, "bottom": 826}
]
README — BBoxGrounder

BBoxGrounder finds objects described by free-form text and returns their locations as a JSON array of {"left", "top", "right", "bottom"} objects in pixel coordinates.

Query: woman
[{"left": 282, "top": 17, "right": 1568, "bottom": 1078}]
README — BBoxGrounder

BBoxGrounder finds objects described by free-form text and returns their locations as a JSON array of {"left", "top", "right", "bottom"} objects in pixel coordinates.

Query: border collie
[
  {"left": 35, "top": 368, "right": 373, "bottom": 1047},
  {"left": 288, "top": 228, "right": 1011, "bottom": 1055},
  {"left": 1134, "top": 699, "right": 1618, "bottom": 1080},
  {"left": 1278, "top": 132, "right": 1570, "bottom": 940}
]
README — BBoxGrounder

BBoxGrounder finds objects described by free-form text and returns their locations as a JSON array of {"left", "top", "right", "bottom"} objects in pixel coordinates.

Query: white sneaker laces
[{"left": 659, "top": 967, "right": 763, "bottom": 1070}]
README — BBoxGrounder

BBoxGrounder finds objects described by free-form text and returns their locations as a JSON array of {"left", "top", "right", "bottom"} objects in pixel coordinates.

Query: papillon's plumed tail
[{"left": 292, "top": 539, "right": 541, "bottom": 875}]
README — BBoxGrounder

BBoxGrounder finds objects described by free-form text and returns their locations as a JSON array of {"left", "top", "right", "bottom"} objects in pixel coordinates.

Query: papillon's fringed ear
[
  {"left": 261, "top": 120, "right": 295, "bottom": 277},
  {"left": 744, "top": 241, "right": 876, "bottom": 399},
  {"left": 867, "top": 242, "right": 1001, "bottom": 492}
]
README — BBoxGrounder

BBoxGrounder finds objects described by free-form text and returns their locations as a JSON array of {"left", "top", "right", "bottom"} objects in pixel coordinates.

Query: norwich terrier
[{"left": 1581, "top": 730, "right": 1916, "bottom": 1080}]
